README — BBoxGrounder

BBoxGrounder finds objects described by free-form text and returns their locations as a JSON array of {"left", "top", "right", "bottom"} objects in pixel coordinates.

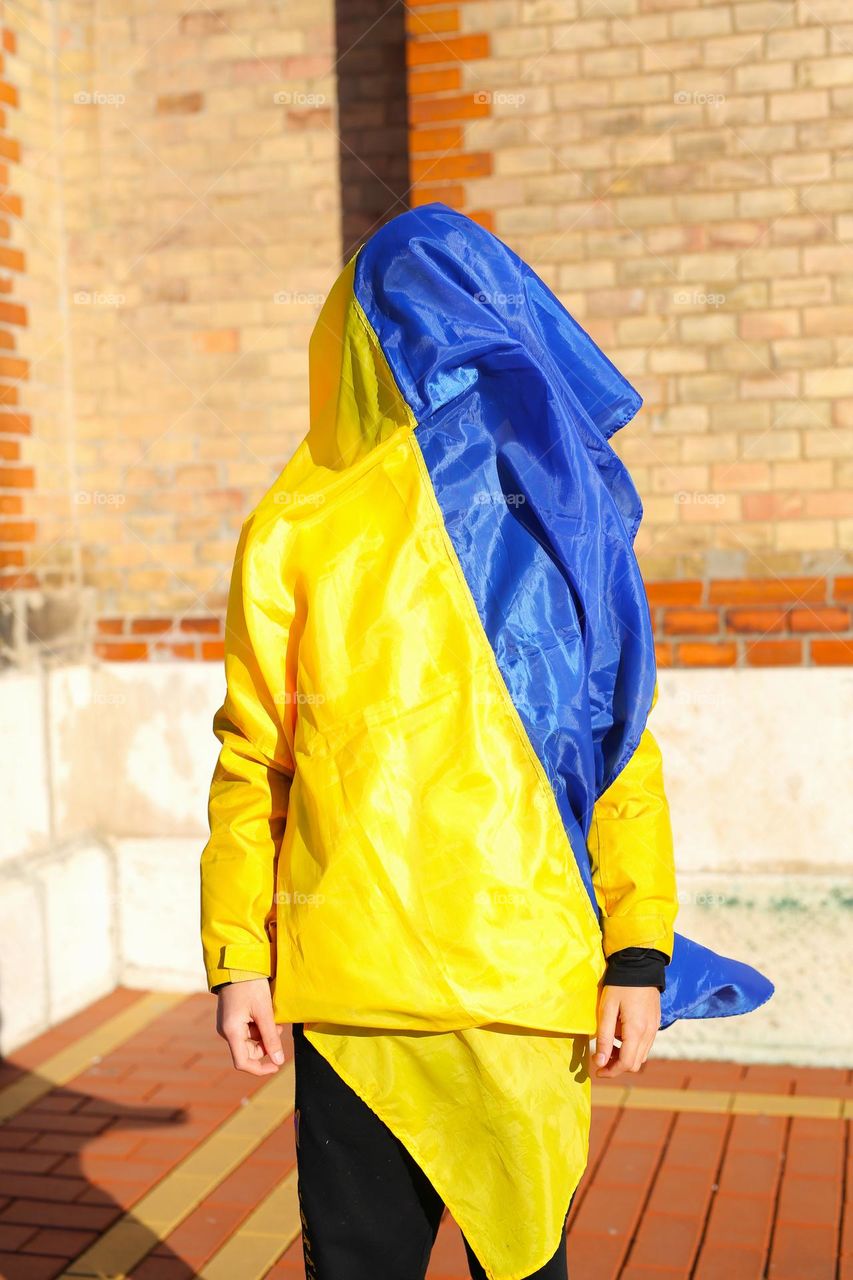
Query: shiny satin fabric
[
  {"left": 206, "top": 422, "right": 608, "bottom": 1031},
  {"left": 305, "top": 1023, "right": 591, "bottom": 1280},
  {"left": 200, "top": 203, "right": 773, "bottom": 1279},
  {"left": 353, "top": 203, "right": 773, "bottom": 1028}
]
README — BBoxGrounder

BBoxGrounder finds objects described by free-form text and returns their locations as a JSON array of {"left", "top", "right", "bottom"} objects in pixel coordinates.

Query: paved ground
[{"left": 0, "top": 988, "right": 849, "bottom": 1280}]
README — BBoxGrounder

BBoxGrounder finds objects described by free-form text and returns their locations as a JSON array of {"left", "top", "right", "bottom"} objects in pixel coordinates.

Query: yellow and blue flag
[{"left": 201, "top": 203, "right": 773, "bottom": 1278}]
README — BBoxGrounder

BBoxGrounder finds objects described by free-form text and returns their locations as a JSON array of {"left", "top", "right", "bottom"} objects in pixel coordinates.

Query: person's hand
[
  {"left": 593, "top": 984, "right": 660, "bottom": 1078},
  {"left": 216, "top": 978, "right": 286, "bottom": 1075}
]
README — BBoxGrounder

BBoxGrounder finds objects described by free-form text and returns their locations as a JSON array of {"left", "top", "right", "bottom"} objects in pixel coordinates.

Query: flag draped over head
[{"left": 201, "top": 202, "right": 773, "bottom": 1280}]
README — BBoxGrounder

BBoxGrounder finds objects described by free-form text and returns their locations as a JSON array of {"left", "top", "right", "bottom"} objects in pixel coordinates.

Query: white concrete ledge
[
  {"left": 656, "top": 871, "right": 851, "bottom": 1067},
  {"left": 1, "top": 661, "right": 850, "bottom": 1062},
  {"left": 0, "top": 838, "right": 117, "bottom": 1052}
]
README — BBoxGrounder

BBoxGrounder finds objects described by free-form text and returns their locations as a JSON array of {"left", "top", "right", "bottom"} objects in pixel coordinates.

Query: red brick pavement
[{"left": 0, "top": 989, "right": 848, "bottom": 1279}]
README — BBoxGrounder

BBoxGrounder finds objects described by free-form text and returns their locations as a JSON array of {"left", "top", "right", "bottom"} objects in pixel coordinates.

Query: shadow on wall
[{"left": 335, "top": 0, "right": 410, "bottom": 261}]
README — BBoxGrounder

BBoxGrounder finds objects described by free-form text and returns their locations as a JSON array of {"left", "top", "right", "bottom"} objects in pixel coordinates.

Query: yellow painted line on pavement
[
  {"left": 593, "top": 1084, "right": 846, "bottom": 1120},
  {"left": 198, "top": 1168, "right": 301, "bottom": 1279},
  {"left": 0, "top": 991, "right": 187, "bottom": 1123},
  {"left": 619, "top": 1086, "right": 732, "bottom": 1114},
  {"left": 61, "top": 1060, "right": 295, "bottom": 1279},
  {"left": 730, "top": 1090, "right": 842, "bottom": 1119}
]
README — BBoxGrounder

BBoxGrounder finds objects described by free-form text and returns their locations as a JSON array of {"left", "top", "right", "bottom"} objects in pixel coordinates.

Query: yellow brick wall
[
  {"left": 82, "top": 0, "right": 339, "bottom": 624},
  {"left": 3, "top": 0, "right": 852, "bottom": 667},
  {"left": 4, "top": 0, "right": 341, "bottom": 640},
  {"left": 408, "top": 0, "right": 853, "bottom": 588}
]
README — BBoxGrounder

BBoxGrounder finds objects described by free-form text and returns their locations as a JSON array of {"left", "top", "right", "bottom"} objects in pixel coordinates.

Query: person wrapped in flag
[{"left": 200, "top": 203, "right": 773, "bottom": 1280}]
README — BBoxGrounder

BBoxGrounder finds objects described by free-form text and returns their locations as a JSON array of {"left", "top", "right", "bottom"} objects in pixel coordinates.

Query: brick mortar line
[
  {"left": 763, "top": 1113, "right": 794, "bottom": 1280},
  {"left": 618, "top": 1106, "right": 682, "bottom": 1276},
  {"left": 836, "top": 1114, "right": 850, "bottom": 1280},
  {"left": 686, "top": 1110, "right": 738, "bottom": 1279}
]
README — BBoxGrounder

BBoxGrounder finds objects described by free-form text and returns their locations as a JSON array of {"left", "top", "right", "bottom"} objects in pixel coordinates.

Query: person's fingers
[
  {"left": 619, "top": 1011, "right": 661, "bottom": 1074},
  {"left": 638, "top": 1022, "right": 656, "bottom": 1065},
  {"left": 638, "top": 996, "right": 661, "bottom": 1066},
  {"left": 245, "top": 1024, "right": 268, "bottom": 1057},
  {"left": 599, "top": 1006, "right": 650, "bottom": 1078},
  {"left": 599, "top": 1024, "right": 636, "bottom": 1077},
  {"left": 227, "top": 1019, "right": 280, "bottom": 1076},
  {"left": 214, "top": 981, "right": 285, "bottom": 1076},
  {"left": 595, "top": 1045, "right": 621, "bottom": 1077},
  {"left": 219, "top": 1015, "right": 246, "bottom": 1070},
  {"left": 252, "top": 1000, "right": 285, "bottom": 1066},
  {"left": 596, "top": 986, "right": 662, "bottom": 1077},
  {"left": 619, "top": 1019, "right": 646, "bottom": 1074},
  {"left": 597, "top": 1020, "right": 660, "bottom": 1076},
  {"left": 594, "top": 990, "right": 619, "bottom": 1071}
]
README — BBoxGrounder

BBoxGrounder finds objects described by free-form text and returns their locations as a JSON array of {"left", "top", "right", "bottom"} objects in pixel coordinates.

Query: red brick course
[
  {"left": 90, "top": 572, "right": 853, "bottom": 665},
  {"left": 648, "top": 574, "right": 853, "bottom": 665},
  {"left": 0, "top": 20, "right": 30, "bottom": 590}
]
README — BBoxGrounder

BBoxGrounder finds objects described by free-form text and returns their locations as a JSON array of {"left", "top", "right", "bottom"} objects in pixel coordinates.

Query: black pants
[{"left": 293, "top": 1024, "right": 569, "bottom": 1280}]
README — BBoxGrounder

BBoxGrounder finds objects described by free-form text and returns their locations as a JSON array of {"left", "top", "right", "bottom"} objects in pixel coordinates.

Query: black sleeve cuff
[{"left": 603, "top": 946, "right": 670, "bottom": 992}]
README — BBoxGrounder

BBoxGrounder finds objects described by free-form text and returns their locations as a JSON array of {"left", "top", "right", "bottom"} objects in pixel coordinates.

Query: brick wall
[
  {"left": 1, "top": 0, "right": 342, "bottom": 664},
  {"left": 651, "top": 572, "right": 853, "bottom": 667},
  {"left": 0, "top": 11, "right": 30, "bottom": 590},
  {"left": 77, "top": 0, "right": 340, "bottom": 661},
  {"left": 406, "top": 0, "right": 853, "bottom": 664},
  {"left": 0, "top": 0, "right": 86, "bottom": 677},
  {"left": 2, "top": 0, "right": 852, "bottom": 668}
]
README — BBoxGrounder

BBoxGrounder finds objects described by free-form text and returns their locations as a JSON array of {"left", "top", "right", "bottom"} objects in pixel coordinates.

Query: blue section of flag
[{"left": 355, "top": 202, "right": 773, "bottom": 1026}]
